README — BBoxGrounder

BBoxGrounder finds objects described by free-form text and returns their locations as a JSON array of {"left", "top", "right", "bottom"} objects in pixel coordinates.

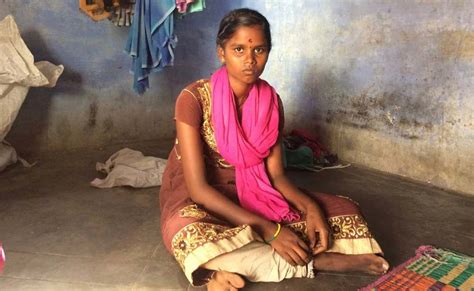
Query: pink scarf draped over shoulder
[{"left": 211, "top": 67, "right": 300, "bottom": 222}]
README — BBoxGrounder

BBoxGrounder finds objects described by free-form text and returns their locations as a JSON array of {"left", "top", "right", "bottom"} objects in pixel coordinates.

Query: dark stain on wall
[
  {"left": 324, "top": 91, "right": 441, "bottom": 139},
  {"left": 401, "top": 133, "right": 420, "bottom": 140},
  {"left": 103, "top": 116, "right": 113, "bottom": 133},
  {"left": 56, "top": 115, "right": 71, "bottom": 141},
  {"left": 88, "top": 102, "right": 98, "bottom": 128},
  {"left": 63, "top": 72, "right": 82, "bottom": 84}
]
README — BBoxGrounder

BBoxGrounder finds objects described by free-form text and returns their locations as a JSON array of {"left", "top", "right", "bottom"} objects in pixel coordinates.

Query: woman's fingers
[
  {"left": 287, "top": 230, "right": 310, "bottom": 265},
  {"left": 296, "top": 238, "right": 311, "bottom": 260},
  {"left": 280, "top": 251, "right": 297, "bottom": 266},
  {"left": 287, "top": 247, "right": 307, "bottom": 266},
  {"left": 306, "top": 223, "right": 317, "bottom": 249},
  {"left": 279, "top": 227, "right": 309, "bottom": 251},
  {"left": 295, "top": 242, "right": 312, "bottom": 264},
  {"left": 294, "top": 234, "right": 310, "bottom": 252},
  {"left": 312, "top": 228, "right": 329, "bottom": 255},
  {"left": 319, "top": 228, "right": 329, "bottom": 249},
  {"left": 272, "top": 227, "right": 311, "bottom": 266}
]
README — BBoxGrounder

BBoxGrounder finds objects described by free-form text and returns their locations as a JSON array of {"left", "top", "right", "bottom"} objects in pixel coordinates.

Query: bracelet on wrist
[{"left": 264, "top": 223, "right": 282, "bottom": 244}]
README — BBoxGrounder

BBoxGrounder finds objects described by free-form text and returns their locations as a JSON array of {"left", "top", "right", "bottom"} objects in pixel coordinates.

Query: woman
[{"left": 159, "top": 8, "right": 389, "bottom": 291}]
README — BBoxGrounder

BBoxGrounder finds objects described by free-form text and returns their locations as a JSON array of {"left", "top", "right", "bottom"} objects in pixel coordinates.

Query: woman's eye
[
  {"left": 234, "top": 47, "right": 244, "bottom": 53},
  {"left": 254, "top": 47, "right": 265, "bottom": 54}
]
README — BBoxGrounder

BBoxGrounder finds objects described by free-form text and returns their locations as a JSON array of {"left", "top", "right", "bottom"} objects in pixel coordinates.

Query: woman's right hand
[{"left": 268, "top": 225, "right": 311, "bottom": 266}]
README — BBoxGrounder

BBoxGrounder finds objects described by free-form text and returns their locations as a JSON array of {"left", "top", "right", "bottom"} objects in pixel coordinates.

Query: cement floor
[{"left": 0, "top": 141, "right": 473, "bottom": 290}]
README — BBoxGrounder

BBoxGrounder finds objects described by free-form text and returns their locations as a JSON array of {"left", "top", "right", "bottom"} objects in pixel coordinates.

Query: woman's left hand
[{"left": 305, "top": 203, "right": 330, "bottom": 255}]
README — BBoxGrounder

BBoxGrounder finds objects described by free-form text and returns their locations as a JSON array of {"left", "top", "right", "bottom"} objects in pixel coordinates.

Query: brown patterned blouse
[{"left": 159, "top": 79, "right": 284, "bottom": 252}]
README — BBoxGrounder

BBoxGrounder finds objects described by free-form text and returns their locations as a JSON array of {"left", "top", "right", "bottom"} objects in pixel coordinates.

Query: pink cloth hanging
[
  {"left": 211, "top": 66, "right": 300, "bottom": 222},
  {"left": 176, "top": 0, "right": 194, "bottom": 13}
]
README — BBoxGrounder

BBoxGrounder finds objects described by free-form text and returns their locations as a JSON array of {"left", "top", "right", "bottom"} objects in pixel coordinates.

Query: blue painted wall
[
  {"left": 1, "top": 1, "right": 473, "bottom": 194},
  {"left": 0, "top": 0, "right": 242, "bottom": 153}
]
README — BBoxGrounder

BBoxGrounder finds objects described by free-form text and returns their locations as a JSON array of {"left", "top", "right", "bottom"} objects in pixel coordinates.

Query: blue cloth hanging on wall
[{"left": 125, "top": 0, "right": 177, "bottom": 94}]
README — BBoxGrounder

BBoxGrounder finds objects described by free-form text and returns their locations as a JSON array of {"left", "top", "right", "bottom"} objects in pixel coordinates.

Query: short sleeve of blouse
[
  {"left": 175, "top": 83, "right": 284, "bottom": 131},
  {"left": 175, "top": 87, "right": 202, "bottom": 128}
]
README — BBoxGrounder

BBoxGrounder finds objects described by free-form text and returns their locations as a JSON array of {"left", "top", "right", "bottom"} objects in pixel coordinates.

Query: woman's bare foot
[
  {"left": 313, "top": 253, "right": 389, "bottom": 275},
  {"left": 207, "top": 270, "right": 245, "bottom": 291}
]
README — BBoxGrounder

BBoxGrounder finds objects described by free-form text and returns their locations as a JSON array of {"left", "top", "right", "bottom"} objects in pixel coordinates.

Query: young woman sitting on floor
[{"left": 159, "top": 8, "right": 389, "bottom": 291}]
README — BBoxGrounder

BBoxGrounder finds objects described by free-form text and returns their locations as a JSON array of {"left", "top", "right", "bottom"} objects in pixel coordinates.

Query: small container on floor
[{"left": 0, "top": 243, "right": 5, "bottom": 273}]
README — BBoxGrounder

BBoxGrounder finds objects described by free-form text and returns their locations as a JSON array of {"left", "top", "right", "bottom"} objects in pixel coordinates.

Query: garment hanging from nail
[
  {"left": 176, "top": 0, "right": 206, "bottom": 14},
  {"left": 124, "top": 0, "right": 177, "bottom": 94}
]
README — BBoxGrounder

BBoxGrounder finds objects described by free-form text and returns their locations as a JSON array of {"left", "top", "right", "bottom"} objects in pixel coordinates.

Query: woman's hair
[{"left": 216, "top": 8, "right": 272, "bottom": 51}]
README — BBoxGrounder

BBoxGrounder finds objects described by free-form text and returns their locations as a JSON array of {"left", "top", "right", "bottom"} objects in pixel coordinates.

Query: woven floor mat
[{"left": 360, "top": 245, "right": 473, "bottom": 290}]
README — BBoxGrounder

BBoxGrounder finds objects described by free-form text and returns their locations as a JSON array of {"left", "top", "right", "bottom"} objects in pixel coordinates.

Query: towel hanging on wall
[{"left": 124, "top": 0, "right": 177, "bottom": 94}]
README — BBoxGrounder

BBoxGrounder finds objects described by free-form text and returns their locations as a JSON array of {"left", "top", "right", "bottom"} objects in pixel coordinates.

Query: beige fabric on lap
[{"left": 203, "top": 241, "right": 314, "bottom": 282}]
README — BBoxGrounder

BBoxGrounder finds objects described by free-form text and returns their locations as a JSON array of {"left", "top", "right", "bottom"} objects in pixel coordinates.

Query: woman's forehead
[{"left": 228, "top": 25, "right": 266, "bottom": 44}]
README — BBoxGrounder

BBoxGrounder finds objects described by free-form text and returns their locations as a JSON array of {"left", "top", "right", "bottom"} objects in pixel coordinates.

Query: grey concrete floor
[{"left": 0, "top": 141, "right": 473, "bottom": 290}]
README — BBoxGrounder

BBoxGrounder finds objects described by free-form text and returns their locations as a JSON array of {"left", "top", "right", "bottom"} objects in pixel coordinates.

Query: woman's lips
[{"left": 242, "top": 69, "right": 256, "bottom": 75}]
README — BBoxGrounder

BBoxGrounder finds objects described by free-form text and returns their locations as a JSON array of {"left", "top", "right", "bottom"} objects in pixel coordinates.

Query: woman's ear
[{"left": 217, "top": 46, "right": 225, "bottom": 64}]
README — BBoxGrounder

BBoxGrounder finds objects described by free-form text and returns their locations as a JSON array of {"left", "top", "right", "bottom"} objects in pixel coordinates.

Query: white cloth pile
[
  {"left": 0, "top": 15, "right": 64, "bottom": 171},
  {"left": 91, "top": 148, "right": 167, "bottom": 188}
]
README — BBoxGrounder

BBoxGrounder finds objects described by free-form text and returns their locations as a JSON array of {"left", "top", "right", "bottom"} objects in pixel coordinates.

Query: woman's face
[{"left": 218, "top": 25, "right": 269, "bottom": 87}]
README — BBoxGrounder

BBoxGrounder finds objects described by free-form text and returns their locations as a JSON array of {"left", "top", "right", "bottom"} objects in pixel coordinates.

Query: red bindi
[{"left": 248, "top": 38, "right": 253, "bottom": 43}]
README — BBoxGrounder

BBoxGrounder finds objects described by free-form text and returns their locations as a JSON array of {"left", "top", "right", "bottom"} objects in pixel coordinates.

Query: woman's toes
[
  {"left": 367, "top": 269, "right": 381, "bottom": 276},
  {"left": 206, "top": 279, "right": 221, "bottom": 291},
  {"left": 377, "top": 256, "right": 390, "bottom": 272},
  {"left": 210, "top": 271, "right": 245, "bottom": 290},
  {"left": 369, "top": 256, "right": 389, "bottom": 274},
  {"left": 223, "top": 271, "right": 245, "bottom": 288},
  {"left": 368, "top": 263, "right": 384, "bottom": 275}
]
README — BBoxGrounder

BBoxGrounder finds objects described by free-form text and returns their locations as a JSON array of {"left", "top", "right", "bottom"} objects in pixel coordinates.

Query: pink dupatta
[{"left": 211, "top": 67, "right": 300, "bottom": 222}]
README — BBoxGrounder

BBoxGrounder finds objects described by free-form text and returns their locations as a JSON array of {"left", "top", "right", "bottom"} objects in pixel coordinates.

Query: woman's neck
[{"left": 229, "top": 77, "right": 252, "bottom": 103}]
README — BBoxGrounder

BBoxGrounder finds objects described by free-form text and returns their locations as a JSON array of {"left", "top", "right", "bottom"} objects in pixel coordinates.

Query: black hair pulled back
[{"left": 216, "top": 8, "right": 272, "bottom": 51}]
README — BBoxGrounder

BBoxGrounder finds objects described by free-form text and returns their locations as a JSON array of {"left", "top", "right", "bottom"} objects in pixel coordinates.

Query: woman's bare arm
[
  {"left": 265, "top": 139, "right": 330, "bottom": 254},
  {"left": 265, "top": 138, "right": 316, "bottom": 211},
  {"left": 177, "top": 120, "right": 275, "bottom": 238},
  {"left": 177, "top": 121, "right": 311, "bottom": 265}
]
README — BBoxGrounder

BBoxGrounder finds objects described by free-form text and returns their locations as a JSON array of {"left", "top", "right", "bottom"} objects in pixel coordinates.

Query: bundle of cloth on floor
[
  {"left": 282, "top": 129, "right": 350, "bottom": 172},
  {"left": 91, "top": 148, "right": 167, "bottom": 188}
]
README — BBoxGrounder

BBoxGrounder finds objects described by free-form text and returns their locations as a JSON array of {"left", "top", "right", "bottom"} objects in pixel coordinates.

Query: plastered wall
[
  {"left": 1, "top": 1, "right": 473, "bottom": 195},
  {"left": 250, "top": 1, "right": 474, "bottom": 195}
]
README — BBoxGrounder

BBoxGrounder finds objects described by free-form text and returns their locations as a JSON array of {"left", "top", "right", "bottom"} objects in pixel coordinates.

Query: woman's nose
[{"left": 244, "top": 50, "right": 257, "bottom": 64}]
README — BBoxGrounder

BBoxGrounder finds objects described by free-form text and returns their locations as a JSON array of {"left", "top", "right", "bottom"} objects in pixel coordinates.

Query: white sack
[
  {"left": 91, "top": 148, "right": 168, "bottom": 188},
  {"left": 0, "top": 15, "right": 64, "bottom": 171}
]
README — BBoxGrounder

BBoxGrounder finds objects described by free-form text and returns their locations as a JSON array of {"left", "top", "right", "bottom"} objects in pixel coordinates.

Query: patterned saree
[{"left": 159, "top": 79, "right": 382, "bottom": 286}]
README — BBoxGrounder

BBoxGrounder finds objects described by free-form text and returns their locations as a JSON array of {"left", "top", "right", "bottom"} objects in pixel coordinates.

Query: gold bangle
[
  {"left": 274, "top": 223, "right": 282, "bottom": 238},
  {"left": 264, "top": 223, "right": 281, "bottom": 244}
]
